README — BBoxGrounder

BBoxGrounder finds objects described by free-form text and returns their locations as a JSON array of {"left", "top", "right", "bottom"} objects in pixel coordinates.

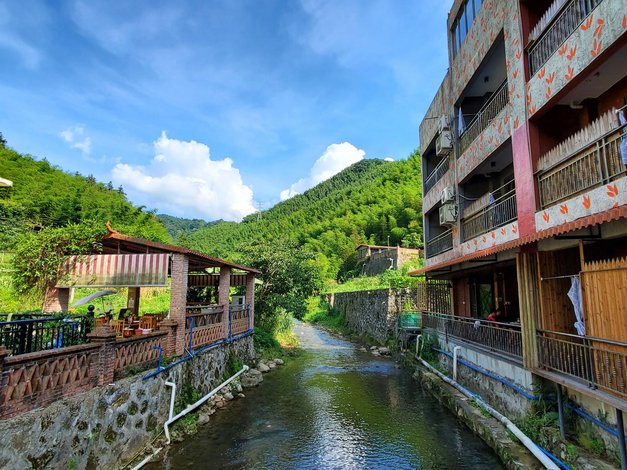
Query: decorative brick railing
[
  {"left": 186, "top": 323, "right": 226, "bottom": 349},
  {"left": 231, "top": 307, "right": 251, "bottom": 336},
  {"left": 114, "top": 332, "right": 167, "bottom": 374},
  {"left": 0, "top": 343, "right": 100, "bottom": 420}
]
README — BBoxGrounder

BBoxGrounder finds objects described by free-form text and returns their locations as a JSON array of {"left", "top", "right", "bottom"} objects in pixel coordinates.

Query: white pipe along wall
[
  {"left": 418, "top": 356, "right": 558, "bottom": 470},
  {"left": 164, "top": 365, "right": 249, "bottom": 444}
]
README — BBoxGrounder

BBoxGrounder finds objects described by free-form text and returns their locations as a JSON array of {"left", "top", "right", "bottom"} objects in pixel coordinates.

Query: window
[{"left": 451, "top": 0, "right": 483, "bottom": 58}]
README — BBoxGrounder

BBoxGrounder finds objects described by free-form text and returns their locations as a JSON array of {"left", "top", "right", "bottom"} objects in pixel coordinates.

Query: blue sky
[{"left": 0, "top": 0, "right": 449, "bottom": 221}]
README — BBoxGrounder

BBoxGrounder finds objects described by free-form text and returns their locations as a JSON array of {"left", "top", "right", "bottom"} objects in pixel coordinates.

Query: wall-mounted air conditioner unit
[
  {"left": 435, "top": 130, "right": 452, "bottom": 156},
  {"left": 440, "top": 186, "right": 455, "bottom": 205},
  {"left": 438, "top": 115, "right": 449, "bottom": 133},
  {"left": 439, "top": 202, "right": 458, "bottom": 226}
]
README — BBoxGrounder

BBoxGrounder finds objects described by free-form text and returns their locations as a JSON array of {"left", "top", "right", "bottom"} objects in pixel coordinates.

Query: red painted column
[{"left": 512, "top": 122, "right": 537, "bottom": 238}]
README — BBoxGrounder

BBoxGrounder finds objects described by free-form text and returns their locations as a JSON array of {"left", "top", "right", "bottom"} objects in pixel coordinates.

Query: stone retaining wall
[
  {"left": 0, "top": 336, "right": 254, "bottom": 470},
  {"left": 328, "top": 288, "right": 417, "bottom": 343}
]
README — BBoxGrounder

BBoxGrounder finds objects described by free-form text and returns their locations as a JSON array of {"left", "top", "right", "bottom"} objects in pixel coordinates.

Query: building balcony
[
  {"left": 458, "top": 81, "right": 509, "bottom": 156},
  {"left": 527, "top": 0, "right": 603, "bottom": 76},
  {"left": 426, "top": 228, "right": 454, "bottom": 259},
  {"left": 422, "top": 312, "right": 523, "bottom": 361},
  {"left": 424, "top": 156, "right": 451, "bottom": 195},
  {"left": 537, "top": 329, "right": 627, "bottom": 401},
  {"left": 462, "top": 187, "right": 517, "bottom": 241},
  {"left": 536, "top": 110, "right": 626, "bottom": 209}
]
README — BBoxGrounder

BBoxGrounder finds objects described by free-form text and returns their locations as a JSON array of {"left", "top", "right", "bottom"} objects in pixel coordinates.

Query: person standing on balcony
[{"left": 487, "top": 307, "right": 503, "bottom": 324}]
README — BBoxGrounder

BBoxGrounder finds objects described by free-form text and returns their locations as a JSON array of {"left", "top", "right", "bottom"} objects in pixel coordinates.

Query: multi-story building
[{"left": 416, "top": 0, "right": 626, "bottom": 462}]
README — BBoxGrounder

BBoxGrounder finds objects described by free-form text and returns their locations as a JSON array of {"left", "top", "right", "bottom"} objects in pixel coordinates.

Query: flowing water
[{"left": 148, "top": 321, "right": 504, "bottom": 469}]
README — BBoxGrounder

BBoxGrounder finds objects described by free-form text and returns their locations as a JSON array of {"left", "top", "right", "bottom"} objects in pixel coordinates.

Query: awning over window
[{"left": 56, "top": 254, "right": 170, "bottom": 287}]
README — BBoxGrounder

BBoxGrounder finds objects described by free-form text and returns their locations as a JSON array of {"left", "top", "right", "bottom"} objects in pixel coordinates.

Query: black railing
[
  {"left": 458, "top": 82, "right": 509, "bottom": 155},
  {"left": 528, "top": 0, "right": 603, "bottom": 75},
  {"left": 537, "top": 329, "right": 627, "bottom": 399},
  {"left": 0, "top": 315, "right": 91, "bottom": 356},
  {"left": 426, "top": 229, "right": 454, "bottom": 258},
  {"left": 462, "top": 189, "right": 517, "bottom": 241},
  {"left": 537, "top": 124, "right": 626, "bottom": 208},
  {"left": 422, "top": 312, "right": 522, "bottom": 360},
  {"left": 424, "top": 157, "right": 451, "bottom": 194}
]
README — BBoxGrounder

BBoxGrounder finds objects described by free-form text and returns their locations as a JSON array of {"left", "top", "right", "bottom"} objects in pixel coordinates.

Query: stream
[{"left": 148, "top": 321, "right": 504, "bottom": 469}]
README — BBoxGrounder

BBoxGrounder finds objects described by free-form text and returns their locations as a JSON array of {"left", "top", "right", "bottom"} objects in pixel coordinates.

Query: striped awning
[{"left": 57, "top": 254, "right": 170, "bottom": 287}]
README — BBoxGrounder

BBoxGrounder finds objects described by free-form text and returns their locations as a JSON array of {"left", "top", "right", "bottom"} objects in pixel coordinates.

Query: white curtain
[
  {"left": 568, "top": 275, "right": 585, "bottom": 336},
  {"left": 458, "top": 107, "right": 466, "bottom": 135}
]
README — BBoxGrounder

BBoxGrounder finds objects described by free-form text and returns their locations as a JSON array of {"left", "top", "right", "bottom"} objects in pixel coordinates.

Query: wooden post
[
  {"left": 517, "top": 249, "right": 541, "bottom": 369},
  {"left": 127, "top": 287, "right": 141, "bottom": 317},
  {"left": 245, "top": 273, "right": 256, "bottom": 330},
  {"left": 169, "top": 254, "right": 189, "bottom": 356}
]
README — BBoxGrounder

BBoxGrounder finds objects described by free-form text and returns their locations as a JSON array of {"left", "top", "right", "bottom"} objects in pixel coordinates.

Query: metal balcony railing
[
  {"left": 462, "top": 189, "right": 517, "bottom": 241},
  {"left": 424, "top": 156, "right": 450, "bottom": 195},
  {"left": 458, "top": 82, "right": 509, "bottom": 156},
  {"left": 537, "top": 329, "right": 627, "bottom": 399},
  {"left": 417, "top": 280, "right": 452, "bottom": 315},
  {"left": 528, "top": 0, "right": 603, "bottom": 75},
  {"left": 426, "top": 229, "right": 453, "bottom": 258},
  {"left": 537, "top": 121, "right": 626, "bottom": 209},
  {"left": 422, "top": 312, "right": 523, "bottom": 360}
]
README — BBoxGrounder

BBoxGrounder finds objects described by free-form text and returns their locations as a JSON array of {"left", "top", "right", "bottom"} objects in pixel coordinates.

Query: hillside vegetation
[
  {"left": 0, "top": 146, "right": 170, "bottom": 249},
  {"left": 184, "top": 152, "right": 423, "bottom": 280},
  {"left": 157, "top": 214, "right": 217, "bottom": 243}
]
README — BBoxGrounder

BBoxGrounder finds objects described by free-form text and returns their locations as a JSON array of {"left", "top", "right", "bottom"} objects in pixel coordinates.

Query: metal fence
[
  {"left": 417, "top": 280, "right": 452, "bottom": 315},
  {"left": 528, "top": 0, "right": 603, "bottom": 75},
  {"left": 426, "top": 229, "right": 453, "bottom": 258},
  {"left": 422, "top": 312, "right": 523, "bottom": 360},
  {"left": 537, "top": 329, "right": 627, "bottom": 399},
  {"left": 424, "top": 156, "right": 450, "bottom": 195},
  {"left": 462, "top": 189, "right": 517, "bottom": 241},
  {"left": 0, "top": 315, "right": 91, "bottom": 356},
  {"left": 459, "top": 82, "right": 509, "bottom": 155},
  {"left": 537, "top": 126, "right": 626, "bottom": 208}
]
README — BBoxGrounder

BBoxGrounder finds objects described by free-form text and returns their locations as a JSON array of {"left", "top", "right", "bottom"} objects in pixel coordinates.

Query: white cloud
[
  {"left": 280, "top": 142, "right": 365, "bottom": 200},
  {"left": 384, "top": 157, "right": 394, "bottom": 162},
  {"left": 59, "top": 126, "right": 92, "bottom": 154},
  {"left": 112, "top": 132, "right": 255, "bottom": 221}
]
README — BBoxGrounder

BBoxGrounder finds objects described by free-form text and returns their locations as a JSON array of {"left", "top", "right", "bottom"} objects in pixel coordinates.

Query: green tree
[
  {"left": 11, "top": 222, "right": 106, "bottom": 295},
  {"left": 237, "top": 240, "right": 323, "bottom": 327}
]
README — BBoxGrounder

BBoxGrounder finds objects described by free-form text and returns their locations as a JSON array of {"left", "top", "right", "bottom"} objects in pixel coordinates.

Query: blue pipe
[
  {"left": 537, "top": 445, "right": 572, "bottom": 470},
  {"left": 433, "top": 347, "right": 541, "bottom": 400},
  {"left": 430, "top": 346, "right": 627, "bottom": 443},
  {"left": 142, "top": 329, "right": 254, "bottom": 380}
]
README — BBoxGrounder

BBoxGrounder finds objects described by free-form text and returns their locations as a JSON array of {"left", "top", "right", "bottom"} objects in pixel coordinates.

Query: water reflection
[{"left": 148, "top": 321, "right": 503, "bottom": 469}]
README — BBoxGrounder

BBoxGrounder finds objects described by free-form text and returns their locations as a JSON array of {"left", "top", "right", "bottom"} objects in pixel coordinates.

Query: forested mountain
[
  {"left": 184, "top": 152, "right": 423, "bottom": 279},
  {"left": 0, "top": 146, "right": 170, "bottom": 249},
  {"left": 157, "top": 214, "right": 217, "bottom": 242}
]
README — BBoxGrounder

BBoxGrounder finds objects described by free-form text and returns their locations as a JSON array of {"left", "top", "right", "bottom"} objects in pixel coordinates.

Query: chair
[
  {"left": 139, "top": 315, "right": 157, "bottom": 330},
  {"left": 110, "top": 319, "right": 125, "bottom": 338},
  {"left": 94, "top": 317, "right": 109, "bottom": 328}
]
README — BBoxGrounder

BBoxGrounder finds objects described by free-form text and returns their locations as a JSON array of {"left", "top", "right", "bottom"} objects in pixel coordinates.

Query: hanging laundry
[
  {"left": 618, "top": 108, "right": 627, "bottom": 165},
  {"left": 567, "top": 275, "right": 585, "bottom": 336}
]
